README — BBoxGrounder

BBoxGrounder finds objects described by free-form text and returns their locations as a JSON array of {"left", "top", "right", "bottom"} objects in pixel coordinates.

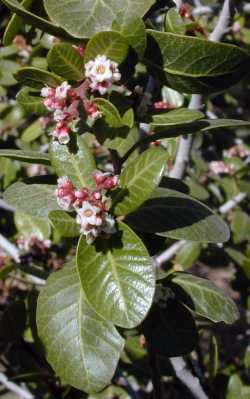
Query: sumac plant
[{"left": 0, "top": 0, "right": 250, "bottom": 396}]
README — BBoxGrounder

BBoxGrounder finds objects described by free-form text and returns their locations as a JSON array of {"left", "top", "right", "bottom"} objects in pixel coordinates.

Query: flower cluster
[
  {"left": 41, "top": 81, "right": 78, "bottom": 144},
  {"left": 209, "top": 161, "right": 235, "bottom": 176},
  {"left": 85, "top": 55, "right": 121, "bottom": 95},
  {"left": 17, "top": 235, "right": 52, "bottom": 253},
  {"left": 55, "top": 172, "right": 118, "bottom": 244},
  {"left": 223, "top": 144, "right": 250, "bottom": 159},
  {"left": 13, "top": 35, "right": 32, "bottom": 61},
  {"left": 154, "top": 101, "right": 173, "bottom": 110},
  {"left": 41, "top": 54, "right": 122, "bottom": 143}
]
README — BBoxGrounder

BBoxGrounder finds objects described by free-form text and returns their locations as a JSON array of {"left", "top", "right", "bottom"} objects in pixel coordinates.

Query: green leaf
[
  {"left": 48, "top": 43, "right": 84, "bottom": 81},
  {"left": 44, "top": 0, "right": 154, "bottom": 38},
  {"left": 84, "top": 31, "right": 129, "bottom": 64},
  {"left": 165, "top": 8, "right": 186, "bottom": 35},
  {"left": 94, "top": 98, "right": 126, "bottom": 128},
  {"left": 175, "top": 242, "right": 202, "bottom": 269},
  {"left": 17, "top": 87, "right": 48, "bottom": 115},
  {"left": 3, "top": 0, "right": 32, "bottom": 46},
  {"left": 143, "top": 300, "right": 198, "bottom": 357},
  {"left": 0, "top": 149, "right": 50, "bottom": 165},
  {"left": 161, "top": 85, "right": 184, "bottom": 108},
  {"left": 76, "top": 222, "right": 155, "bottom": 328},
  {"left": 226, "top": 248, "right": 250, "bottom": 279},
  {"left": 50, "top": 136, "right": 96, "bottom": 189},
  {"left": 147, "top": 30, "right": 250, "bottom": 94},
  {"left": 0, "top": 60, "right": 19, "bottom": 86},
  {"left": 15, "top": 67, "right": 63, "bottom": 89},
  {"left": 15, "top": 211, "right": 51, "bottom": 240},
  {"left": 49, "top": 210, "right": 79, "bottom": 237},
  {"left": 113, "top": 17, "right": 146, "bottom": 59},
  {"left": 2, "top": 0, "right": 71, "bottom": 39},
  {"left": 114, "top": 147, "right": 167, "bottom": 216},
  {"left": 171, "top": 273, "right": 239, "bottom": 324},
  {"left": 231, "top": 211, "right": 250, "bottom": 244},
  {"left": 151, "top": 108, "right": 204, "bottom": 132},
  {"left": 125, "top": 188, "right": 230, "bottom": 243},
  {"left": 21, "top": 119, "right": 44, "bottom": 143},
  {"left": 4, "top": 182, "right": 60, "bottom": 218},
  {"left": 37, "top": 264, "right": 124, "bottom": 393},
  {"left": 0, "top": 44, "right": 18, "bottom": 58}
]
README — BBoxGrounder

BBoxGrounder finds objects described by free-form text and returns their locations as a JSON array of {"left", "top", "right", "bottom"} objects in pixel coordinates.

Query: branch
[
  {"left": 0, "top": 372, "right": 34, "bottom": 399},
  {"left": 219, "top": 192, "right": 247, "bottom": 214},
  {"left": 170, "top": 357, "right": 209, "bottom": 399},
  {"left": 169, "top": 95, "right": 203, "bottom": 179},
  {"left": 0, "top": 233, "right": 20, "bottom": 263},
  {"left": 153, "top": 240, "right": 186, "bottom": 267},
  {"left": 170, "top": 0, "right": 232, "bottom": 180},
  {"left": 209, "top": 0, "right": 232, "bottom": 42}
]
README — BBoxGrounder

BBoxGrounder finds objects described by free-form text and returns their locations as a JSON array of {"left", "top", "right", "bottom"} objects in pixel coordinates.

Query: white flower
[
  {"left": 76, "top": 201, "right": 101, "bottom": 229},
  {"left": 53, "top": 109, "right": 67, "bottom": 122},
  {"left": 57, "top": 195, "right": 73, "bottom": 211},
  {"left": 41, "top": 87, "right": 51, "bottom": 98},
  {"left": 55, "top": 81, "right": 71, "bottom": 100},
  {"left": 85, "top": 55, "right": 121, "bottom": 95}
]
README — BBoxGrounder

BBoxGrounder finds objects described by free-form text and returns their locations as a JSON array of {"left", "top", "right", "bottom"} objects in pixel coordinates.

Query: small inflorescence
[
  {"left": 209, "top": 161, "right": 235, "bottom": 176},
  {"left": 55, "top": 171, "right": 119, "bottom": 244},
  {"left": 85, "top": 55, "right": 121, "bottom": 95},
  {"left": 41, "top": 54, "right": 122, "bottom": 144}
]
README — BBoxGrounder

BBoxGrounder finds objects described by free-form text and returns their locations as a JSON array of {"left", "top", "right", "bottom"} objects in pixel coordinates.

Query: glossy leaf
[
  {"left": 171, "top": 273, "right": 239, "bottom": 324},
  {"left": 21, "top": 119, "right": 44, "bottom": 142},
  {"left": 76, "top": 222, "right": 155, "bottom": 328},
  {"left": 48, "top": 43, "right": 84, "bottom": 81},
  {"left": 126, "top": 188, "right": 230, "bottom": 243},
  {"left": 0, "top": 60, "right": 18, "bottom": 86},
  {"left": 4, "top": 182, "right": 60, "bottom": 218},
  {"left": 37, "top": 264, "right": 124, "bottom": 393},
  {"left": 84, "top": 31, "right": 129, "bottom": 64},
  {"left": 165, "top": 8, "right": 186, "bottom": 35},
  {"left": 94, "top": 98, "right": 126, "bottom": 128},
  {"left": 15, "top": 211, "right": 51, "bottom": 240},
  {"left": 44, "top": 0, "right": 154, "bottom": 38},
  {"left": 113, "top": 17, "right": 146, "bottom": 59},
  {"left": 17, "top": 87, "right": 48, "bottom": 115},
  {"left": 3, "top": 0, "right": 32, "bottom": 45},
  {"left": 2, "top": 0, "right": 71, "bottom": 39},
  {"left": 143, "top": 300, "right": 198, "bottom": 357},
  {"left": 49, "top": 210, "right": 79, "bottom": 237},
  {"left": 50, "top": 136, "right": 96, "bottom": 188},
  {"left": 0, "top": 149, "right": 50, "bottom": 165},
  {"left": 147, "top": 30, "right": 250, "bottom": 94},
  {"left": 151, "top": 108, "right": 204, "bottom": 132},
  {"left": 114, "top": 147, "right": 167, "bottom": 216},
  {"left": 15, "top": 67, "right": 63, "bottom": 89}
]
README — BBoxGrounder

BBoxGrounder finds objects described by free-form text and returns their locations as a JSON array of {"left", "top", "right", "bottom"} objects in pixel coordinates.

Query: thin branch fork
[{"left": 0, "top": 372, "right": 34, "bottom": 399}]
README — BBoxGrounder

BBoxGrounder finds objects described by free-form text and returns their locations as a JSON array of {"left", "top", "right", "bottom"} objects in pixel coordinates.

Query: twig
[
  {"left": 153, "top": 240, "right": 186, "bottom": 267},
  {"left": 219, "top": 192, "right": 247, "bottom": 214},
  {"left": 170, "top": 95, "right": 203, "bottom": 179},
  {"left": 209, "top": 0, "right": 231, "bottom": 42},
  {"left": 170, "top": 0, "right": 232, "bottom": 180},
  {"left": 0, "top": 198, "right": 14, "bottom": 212},
  {"left": 0, "top": 372, "right": 34, "bottom": 399},
  {"left": 170, "top": 357, "right": 209, "bottom": 399},
  {"left": 0, "top": 233, "right": 20, "bottom": 263}
]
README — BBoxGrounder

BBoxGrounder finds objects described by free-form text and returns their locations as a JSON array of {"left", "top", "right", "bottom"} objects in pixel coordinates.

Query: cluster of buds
[
  {"left": 72, "top": 45, "right": 85, "bottom": 57},
  {"left": 41, "top": 81, "right": 78, "bottom": 144},
  {"left": 85, "top": 55, "right": 121, "bottom": 95},
  {"left": 223, "top": 144, "right": 250, "bottom": 159},
  {"left": 154, "top": 101, "right": 173, "bottom": 110},
  {"left": 209, "top": 161, "right": 235, "bottom": 176},
  {"left": 13, "top": 35, "right": 32, "bottom": 61},
  {"left": 55, "top": 172, "right": 118, "bottom": 244},
  {"left": 17, "top": 235, "right": 52, "bottom": 254}
]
